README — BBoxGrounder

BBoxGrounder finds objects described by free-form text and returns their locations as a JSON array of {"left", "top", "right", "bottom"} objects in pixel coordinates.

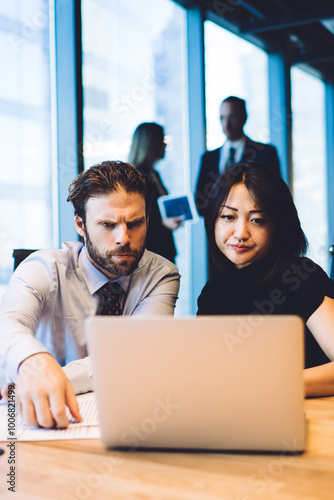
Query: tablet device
[{"left": 158, "top": 193, "right": 198, "bottom": 223}]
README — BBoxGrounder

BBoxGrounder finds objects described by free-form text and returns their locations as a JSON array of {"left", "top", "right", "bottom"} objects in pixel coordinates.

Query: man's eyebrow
[
  {"left": 97, "top": 214, "right": 146, "bottom": 223},
  {"left": 128, "top": 216, "right": 146, "bottom": 223},
  {"left": 222, "top": 204, "right": 264, "bottom": 214}
]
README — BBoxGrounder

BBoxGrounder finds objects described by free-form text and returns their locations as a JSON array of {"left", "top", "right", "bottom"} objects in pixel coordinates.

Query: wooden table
[{"left": 1, "top": 397, "right": 334, "bottom": 499}]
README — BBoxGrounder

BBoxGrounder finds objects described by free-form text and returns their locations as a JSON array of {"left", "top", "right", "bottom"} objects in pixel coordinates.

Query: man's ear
[
  {"left": 74, "top": 215, "right": 86, "bottom": 239},
  {"left": 146, "top": 215, "right": 149, "bottom": 227}
]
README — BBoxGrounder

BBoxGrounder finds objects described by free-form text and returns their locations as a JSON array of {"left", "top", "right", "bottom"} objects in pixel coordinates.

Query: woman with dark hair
[
  {"left": 128, "top": 122, "right": 183, "bottom": 263},
  {"left": 197, "top": 162, "right": 334, "bottom": 397}
]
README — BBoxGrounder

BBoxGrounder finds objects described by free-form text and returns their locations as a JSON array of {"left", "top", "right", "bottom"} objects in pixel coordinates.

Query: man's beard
[{"left": 85, "top": 230, "right": 145, "bottom": 277}]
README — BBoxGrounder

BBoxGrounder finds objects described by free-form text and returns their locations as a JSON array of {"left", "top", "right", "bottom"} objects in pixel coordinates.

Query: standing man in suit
[{"left": 195, "top": 96, "right": 280, "bottom": 216}]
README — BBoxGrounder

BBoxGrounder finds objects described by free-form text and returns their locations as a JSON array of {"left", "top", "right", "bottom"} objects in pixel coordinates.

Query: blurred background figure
[
  {"left": 128, "top": 122, "right": 183, "bottom": 264},
  {"left": 195, "top": 96, "right": 281, "bottom": 217}
]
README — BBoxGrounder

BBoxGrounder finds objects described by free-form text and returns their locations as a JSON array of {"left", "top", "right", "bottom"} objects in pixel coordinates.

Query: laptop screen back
[{"left": 85, "top": 315, "right": 305, "bottom": 452}]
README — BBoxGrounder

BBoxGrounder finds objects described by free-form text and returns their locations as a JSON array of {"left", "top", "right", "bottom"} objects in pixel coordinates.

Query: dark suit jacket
[{"left": 195, "top": 137, "right": 280, "bottom": 216}]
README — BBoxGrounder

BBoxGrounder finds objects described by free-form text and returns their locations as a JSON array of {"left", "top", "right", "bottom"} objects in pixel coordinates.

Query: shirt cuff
[
  {"left": 6, "top": 339, "right": 50, "bottom": 383},
  {"left": 62, "top": 357, "right": 93, "bottom": 395}
]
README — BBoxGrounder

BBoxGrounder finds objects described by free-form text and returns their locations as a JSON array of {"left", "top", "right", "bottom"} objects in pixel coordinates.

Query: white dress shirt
[
  {"left": 0, "top": 241, "right": 180, "bottom": 394},
  {"left": 219, "top": 136, "right": 246, "bottom": 172}
]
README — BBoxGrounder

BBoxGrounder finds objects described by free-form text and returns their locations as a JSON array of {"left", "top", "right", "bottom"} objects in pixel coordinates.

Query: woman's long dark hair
[
  {"left": 128, "top": 122, "right": 164, "bottom": 171},
  {"left": 205, "top": 162, "right": 308, "bottom": 278}
]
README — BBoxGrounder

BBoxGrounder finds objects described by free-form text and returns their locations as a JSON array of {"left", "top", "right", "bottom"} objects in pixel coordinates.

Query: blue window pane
[
  {"left": 291, "top": 67, "right": 328, "bottom": 271},
  {"left": 204, "top": 21, "right": 269, "bottom": 150},
  {"left": 82, "top": 0, "right": 191, "bottom": 314},
  {"left": 0, "top": 0, "right": 52, "bottom": 288}
]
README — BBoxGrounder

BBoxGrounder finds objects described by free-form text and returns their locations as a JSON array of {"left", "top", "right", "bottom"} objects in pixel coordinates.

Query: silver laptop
[{"left": 85, "top": 315, "right": 305, "bottom": 452}]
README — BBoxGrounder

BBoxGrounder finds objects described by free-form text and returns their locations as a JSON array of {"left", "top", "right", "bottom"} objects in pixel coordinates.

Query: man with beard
[{"left": 0, "top": 161, "right": 180, "bottom": 428}]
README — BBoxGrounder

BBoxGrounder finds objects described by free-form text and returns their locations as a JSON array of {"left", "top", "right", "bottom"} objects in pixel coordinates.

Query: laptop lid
[{"left": 85, "top": 315, "right": 305, "bottom": 452}]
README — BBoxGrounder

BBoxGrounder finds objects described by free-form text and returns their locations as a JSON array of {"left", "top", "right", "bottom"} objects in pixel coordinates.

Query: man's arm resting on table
[{"left": 15, "top": 352, "right": 82, "bottom": 428}]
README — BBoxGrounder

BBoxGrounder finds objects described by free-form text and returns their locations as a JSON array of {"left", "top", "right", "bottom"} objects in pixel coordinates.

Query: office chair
[{"left": 12, "top": 249, "right": 38, "bottom": 271}]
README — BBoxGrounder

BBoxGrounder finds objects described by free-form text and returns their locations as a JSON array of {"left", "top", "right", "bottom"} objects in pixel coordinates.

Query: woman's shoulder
[
  {"left": 276, "top": 256, "right": 334, "bottom": 298},
  {"left": 278, "top": 256, "right": 327, "bottom": 281}
]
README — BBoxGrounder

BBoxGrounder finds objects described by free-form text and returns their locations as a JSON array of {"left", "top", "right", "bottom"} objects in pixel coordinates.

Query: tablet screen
[{"left": 158, "top": 194, "right": 198, "bottom": 223}]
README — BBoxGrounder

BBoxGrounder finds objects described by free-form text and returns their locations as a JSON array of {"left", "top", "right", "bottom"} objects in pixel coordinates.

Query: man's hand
[
  {"left": 16, "top": 353, "right": 82, "bottom": 428},
  {"left": 0, "top": 383, "right": 11, "bottom": 401}
]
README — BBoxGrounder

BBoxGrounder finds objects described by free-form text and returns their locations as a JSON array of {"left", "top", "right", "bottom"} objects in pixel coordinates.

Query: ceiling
[{"left": 193, "top": 0, "right": 334, "bottom": 84}]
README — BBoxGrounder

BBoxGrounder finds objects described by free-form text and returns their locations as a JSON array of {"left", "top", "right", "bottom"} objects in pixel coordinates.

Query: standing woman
[
  {"left": 129, "top": 122, "right": 182, "bottom": 263},
  {"left": 197, "top": 162, "right": 334, "bottom": 397}
]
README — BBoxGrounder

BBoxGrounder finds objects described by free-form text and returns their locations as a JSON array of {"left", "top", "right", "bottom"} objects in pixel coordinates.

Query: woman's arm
[
  {"left": 304, "top": 362, "right": 334, "bottom": 397},
  {"left": 305, "top": 296, "right": 334, "bottom": 397}
]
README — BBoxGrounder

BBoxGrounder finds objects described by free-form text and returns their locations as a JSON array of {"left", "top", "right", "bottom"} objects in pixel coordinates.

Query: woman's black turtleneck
[{"left": 197, "top": 256, "right": 334, "bottom": 368}]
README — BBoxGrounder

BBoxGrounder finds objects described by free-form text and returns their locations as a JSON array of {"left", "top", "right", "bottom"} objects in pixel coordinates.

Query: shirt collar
[
  {"left": 79, "top": 246, "right": 130, "bottom": 295},
  {"left": 224, "top": 135, "right": 246, "bottom": 150}
]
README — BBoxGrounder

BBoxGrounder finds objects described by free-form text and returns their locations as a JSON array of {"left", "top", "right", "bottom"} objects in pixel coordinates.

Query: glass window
[
  {"left": 0, "top": 1, "right": 53, "bottom": 291},
  {"left": 82, "top": 0, "right": 190, "bottom": 314},
  {"left": 204, "top": 21, "right": 269, "bottom": 150},
  {"left": 291, "top": 68, "right": 328, "bottom": 271}
]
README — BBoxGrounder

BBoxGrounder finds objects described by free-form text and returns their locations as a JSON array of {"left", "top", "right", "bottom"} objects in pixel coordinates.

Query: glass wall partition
[
  {"left": 82, "top": 0, "right": 191, "bottom": 314},
  {"left": 0, "top": 1, "right": 53, "bottom": 292},
  {"left": 291, "top": 68, "right": 328, "bottom": 271},
  {"left": 204, "top": 20, "right": 269, "bottom": 151}
]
